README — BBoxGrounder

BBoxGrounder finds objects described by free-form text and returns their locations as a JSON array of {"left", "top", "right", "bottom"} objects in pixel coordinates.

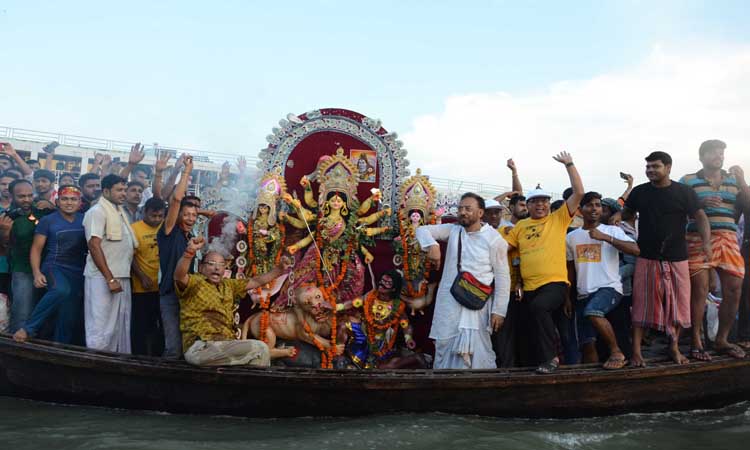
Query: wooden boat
[{"left": 1, "top": 335, "right": 749, "bottom": 418}]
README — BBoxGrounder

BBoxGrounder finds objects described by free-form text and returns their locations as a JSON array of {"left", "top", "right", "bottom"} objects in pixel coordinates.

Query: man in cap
[{"left": 503, "top": 152, "right": 584, "bottom": 373}]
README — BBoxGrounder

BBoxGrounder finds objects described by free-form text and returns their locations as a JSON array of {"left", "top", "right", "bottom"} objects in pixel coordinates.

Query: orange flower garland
[
  {"left": 247, "top": 218, "right": 285, "bottom": 345},
  {"left": 303, "top": 319, "right": 330, "bottom": 368},
  {"left": 399, "top": 213, "right": 436, "bottom": 298},
  {"left": 362, "top": 290, "right": 406, "bottom": 358}
]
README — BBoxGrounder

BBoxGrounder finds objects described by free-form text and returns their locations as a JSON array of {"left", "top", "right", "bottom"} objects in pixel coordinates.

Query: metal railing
[{"left": 1, "top": 125, "right": 558, "bottom": 198}]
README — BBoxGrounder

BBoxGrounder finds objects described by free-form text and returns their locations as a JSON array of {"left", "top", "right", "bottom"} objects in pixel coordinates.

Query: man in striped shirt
[{"left": 680, "top": 139, "right": 750, "bottom": 360}]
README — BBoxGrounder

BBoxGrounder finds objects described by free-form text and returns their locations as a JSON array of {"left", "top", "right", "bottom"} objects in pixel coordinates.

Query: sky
[{"left": 1, "top": 0, "right": 749, "bottom": 196}]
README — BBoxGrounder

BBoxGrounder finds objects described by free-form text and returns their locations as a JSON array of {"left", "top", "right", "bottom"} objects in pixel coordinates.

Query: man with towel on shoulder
[{"left": 83, "top": 174, "right": 138, "bottom": 353}]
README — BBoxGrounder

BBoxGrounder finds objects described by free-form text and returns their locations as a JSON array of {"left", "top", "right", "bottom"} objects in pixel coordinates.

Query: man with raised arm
[
  {"left": 175, "top": 236, "right": 291, "bottom": 366},
  {"left": 503, "top": 152, "right": 584, "bottom": 374},
  {"left": 157, "top": 155, "right": 196, "bottom": 359}
]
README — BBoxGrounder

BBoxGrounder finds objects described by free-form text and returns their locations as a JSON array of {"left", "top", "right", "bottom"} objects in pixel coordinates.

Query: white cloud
[{"left": 402, "top": 44, "right": 750, "bottom": 198}]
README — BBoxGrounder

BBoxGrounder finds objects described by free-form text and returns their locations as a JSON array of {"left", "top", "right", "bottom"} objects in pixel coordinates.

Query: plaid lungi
[
  {"left": 687, "top": 230, "right": 745, "bottom": 279},
  {"left": 631, "top": 257, "right": 691, "bottom": 336}
]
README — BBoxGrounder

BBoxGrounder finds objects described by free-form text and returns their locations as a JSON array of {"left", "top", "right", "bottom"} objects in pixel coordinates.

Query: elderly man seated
[{"left": 174, "top": 236, "right": 291, "bottom": 367}]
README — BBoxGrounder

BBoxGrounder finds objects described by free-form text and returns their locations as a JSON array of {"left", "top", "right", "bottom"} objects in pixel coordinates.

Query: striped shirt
[{"left": 680, "top": 169, "right": 741, "bottom": 232}]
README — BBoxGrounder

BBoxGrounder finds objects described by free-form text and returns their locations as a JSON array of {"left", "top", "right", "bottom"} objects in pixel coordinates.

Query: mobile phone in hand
[{"left": 42, "top": 141, "right": 60, "bottom": 153}]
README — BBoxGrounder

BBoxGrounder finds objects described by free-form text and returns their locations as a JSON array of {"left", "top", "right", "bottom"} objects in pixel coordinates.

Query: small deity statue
[
  {"left": 394, "top": 169, "right": 438, "bottom": 315},
  {"left": 341, "top": 271, "right": 430, "bottom": 369},
  {"left": 247, "top": 169, "right": 287, "bottom": 277}
]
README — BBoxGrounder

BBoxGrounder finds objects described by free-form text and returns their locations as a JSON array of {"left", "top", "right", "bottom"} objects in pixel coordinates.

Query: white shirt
[
  {"left": 83, "top": 203, "right": 135, "bottom": 279},
  {"left": 416, "top": 222, "right": 510, "bottom": 340},
  {"left": 566, "top": 224, "right": 633, "bottom": 298}
]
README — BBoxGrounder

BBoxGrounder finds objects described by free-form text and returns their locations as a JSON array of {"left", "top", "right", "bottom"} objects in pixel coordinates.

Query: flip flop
[
  {"left": 714, "top": 344, "right": 746, "bottom": 359},
  {"left": 736, "top": 341, "right": 750, "bottom": 351},
  {"left": 603, "top": 355, "right": 628, "bottom": 370},
  {"left": 690, "top": 348, "right": 712, "bottom": 362},
  {"left": 535, "top": 359, "right": 559, "bottom": 374}
]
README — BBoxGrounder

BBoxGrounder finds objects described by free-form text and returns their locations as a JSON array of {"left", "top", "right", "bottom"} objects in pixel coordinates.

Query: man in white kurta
[
  {"left": 416, "top": 193, "right": 510, "bottom": 369},
  {"left": 83, "top": 174, "right": 137, "bottom": 353}
]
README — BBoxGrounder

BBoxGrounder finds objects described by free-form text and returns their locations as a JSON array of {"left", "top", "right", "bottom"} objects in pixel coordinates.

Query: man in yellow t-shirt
[
  {"left": 504, "top": 151, "right": 584, "bottom": 374},
  {"left": 130, "top": 197, "right": 165, "bottom": 356}
]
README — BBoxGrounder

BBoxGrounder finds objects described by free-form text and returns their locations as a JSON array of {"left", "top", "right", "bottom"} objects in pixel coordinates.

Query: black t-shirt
[
  {"left": 157, "top": 224, "right": 193, "bottom": 296},
  {"left": 625, "top": 181, "right": 701, "bottom": 261}
]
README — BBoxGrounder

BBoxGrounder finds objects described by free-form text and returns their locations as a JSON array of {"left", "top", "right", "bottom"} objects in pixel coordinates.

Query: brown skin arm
[
  {"left": 588, "top": 227, "right": 640, "bottom": 256},
  {"left": 174, "top": 236, "right": 204, "bottom": 291},
  {"left": 164, "top": 157, "right": 193, "bottom": 235},
  {"left": 131, "top": 259, "right": 154, "bottom": 291},
  {"left": 552, "top": 152, "right": 584, "bottom": 215},
  {"left": 1, "top": 143, "right": 33, "bottom": 176},
  {"left": 0, "top": 214, "right": 12, "bottom": 246},
  {"left": 30, "top": 234, "right": 48, "bottom": 287},
  {"left": 120, "top": 143, "right": 146, "bottom": 181},
  {"left": 693, "top": 209, "right": 713, "bottom": 257},
  {"left": 88, "top": 236, "right": 122, "bottom": 293},
  {"left": 508, "top": 158, "right": 523, "bottom": 193}
]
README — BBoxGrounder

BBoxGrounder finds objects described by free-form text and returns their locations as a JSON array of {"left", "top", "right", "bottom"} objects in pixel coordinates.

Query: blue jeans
[
  {"left": 574, "top": 287, "right": 623, "bottom": 346},
  {"left": 24, "top": 267, "right": 85, "bottom": 345},
  {"left": 10, "top": 272, "right": 40, "bottom": 333},
  {"left": 160, "top": 292, "right": 182, "bottom": 359}
]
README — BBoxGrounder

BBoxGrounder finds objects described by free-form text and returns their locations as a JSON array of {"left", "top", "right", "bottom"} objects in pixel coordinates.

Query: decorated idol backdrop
[{"left": 257, "top": 108, "right": 411, "bottom": 282}]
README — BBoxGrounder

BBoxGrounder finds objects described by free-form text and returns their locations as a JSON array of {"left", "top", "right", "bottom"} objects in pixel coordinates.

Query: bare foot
[
  {"left": 12, "top": 328, "right": 28, "bottom": 342},
  {"left": 669, "top": 347, "right": 689, "bottom": 365},
  {"left": 630, "top": 353, "right": 646, "bottom": 368}
]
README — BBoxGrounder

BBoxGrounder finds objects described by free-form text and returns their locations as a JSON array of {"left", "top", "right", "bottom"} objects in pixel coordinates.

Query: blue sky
[{"left": 2, "top": 1, "right": 749, "bottom": 193}]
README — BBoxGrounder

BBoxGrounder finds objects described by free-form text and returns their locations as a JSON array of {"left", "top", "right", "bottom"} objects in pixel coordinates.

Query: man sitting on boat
[{"left": 174, "top": 236, "right": 292, "bottom": 367}]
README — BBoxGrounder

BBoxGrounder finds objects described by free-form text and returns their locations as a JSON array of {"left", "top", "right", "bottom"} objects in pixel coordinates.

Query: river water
[{"left": 1, "top": 397, "right": 749, "bottom": 450}]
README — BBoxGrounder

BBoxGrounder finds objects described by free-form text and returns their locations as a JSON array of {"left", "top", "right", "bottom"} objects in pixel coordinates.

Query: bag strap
[{"left": 456, "top": 228, "right": 463, "bottom": 272}]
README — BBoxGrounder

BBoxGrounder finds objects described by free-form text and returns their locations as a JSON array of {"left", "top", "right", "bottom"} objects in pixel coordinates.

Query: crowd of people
[{"left": 0, "top": 137, "right": 748, "bottom": 375}]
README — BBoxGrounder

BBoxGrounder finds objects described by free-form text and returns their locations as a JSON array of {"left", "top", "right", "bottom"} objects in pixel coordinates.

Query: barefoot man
[{"left": 620, "top": 151, "right": 711, "bottom": 366}]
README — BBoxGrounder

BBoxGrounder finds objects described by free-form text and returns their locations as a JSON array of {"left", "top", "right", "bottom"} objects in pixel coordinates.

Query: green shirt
[{"left": 9, "top": 213, "right": 37, "bottom": 274}]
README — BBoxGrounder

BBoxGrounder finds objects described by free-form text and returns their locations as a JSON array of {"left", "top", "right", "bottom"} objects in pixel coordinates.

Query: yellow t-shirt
[
  {"left": 131, "top": 221, "right": 161, "bottom": 293},
  {"left": 504, "top": 205, "right": 574, "bottom": 291}
]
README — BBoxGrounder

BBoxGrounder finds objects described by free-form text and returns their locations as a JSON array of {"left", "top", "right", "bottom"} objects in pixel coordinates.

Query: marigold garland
[
  {"left": 399, "top": 212, "right": 436, "bottom": 298},
  {"left": 362, "top": 290, "right": 406, "bottom": 358}
]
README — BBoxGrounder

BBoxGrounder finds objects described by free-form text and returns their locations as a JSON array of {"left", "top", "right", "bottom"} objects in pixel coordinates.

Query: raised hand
[
  {"left": 506, "top": 158, "right": 517, "bottom": 172},
  {"left": 154, "top": 151, "right": 172, "bottom": 173},
  {"left": 0, "top": 142, "right": 16, "bottom": 156},
  {"left": 187, "top": 236, "right": 205, "bottom": 253},
  {"left": 729, "top": 165, "right": 746, "bottom": 185},
  {"left": 236, "top": 156, "right": 247, "bottom": 173},
  {"left": 172, "top": 153, "right": 187, "bottom": 171},
  {"left": 0, "top": 214, "right": 13, "bottom": 231},
  {"left": 129, "top": 143, "right": 146, "bottom": 165},
  {"left": 183, "top": 155, "right": 194, "bottom": 172},
  {"left": 553, "top": 151, "right": 573, "bottom": 165}
]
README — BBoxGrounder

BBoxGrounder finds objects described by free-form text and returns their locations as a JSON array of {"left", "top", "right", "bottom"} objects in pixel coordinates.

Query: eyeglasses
[{"left": 203, "top": 261, "right": 224, "bottom": 267}]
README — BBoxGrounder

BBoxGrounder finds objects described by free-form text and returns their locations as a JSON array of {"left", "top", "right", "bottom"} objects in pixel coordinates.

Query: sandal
[
  {"left": 689, "top": 348, "right": 712, "bottom": 362},
  {"left": 736, "top": 341, "right": 750, "bottom": 351},
  {"left": 603, "top": 354, "right": 628, "bottom": 370},
  {"left": 536, "top": 359, "right": 559, "bottom": 374},
  {"left": 714, "top": 344, "right": 746, "bottom": 359}
]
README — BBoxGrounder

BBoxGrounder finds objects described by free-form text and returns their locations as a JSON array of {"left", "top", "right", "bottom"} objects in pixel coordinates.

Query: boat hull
[{"left": 1, "top": 336, "right": 749, "bottom": 418}]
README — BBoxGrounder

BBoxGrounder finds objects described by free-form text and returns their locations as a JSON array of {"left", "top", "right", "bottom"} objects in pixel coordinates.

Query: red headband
[{"left": 59, "top": 186, "right": 82, "bottom": 197}]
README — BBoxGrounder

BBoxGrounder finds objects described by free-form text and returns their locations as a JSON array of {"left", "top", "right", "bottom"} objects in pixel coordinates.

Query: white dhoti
[
  {"left": 84, "top": 276, "right": 132, "bottom": 353},
  {"left": 184, "top": 340, "right": 270, "bottom": 367},
  {"left": 434, "top": 307, "right": 497, "bottom": 370}
]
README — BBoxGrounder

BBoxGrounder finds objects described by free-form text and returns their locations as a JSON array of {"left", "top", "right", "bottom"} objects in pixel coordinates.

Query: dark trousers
[
  {"left": 131, "top": 292, "right": 164, "bottom": 356},
  {"left": 24, "top": 267, "right": 84, "bottom": 345},
  {"left": 524, "top": 282, "right": 568, "bottom": 364},
  {"left": 493, "top": 292, "right": 521, "bottom": 368}
]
